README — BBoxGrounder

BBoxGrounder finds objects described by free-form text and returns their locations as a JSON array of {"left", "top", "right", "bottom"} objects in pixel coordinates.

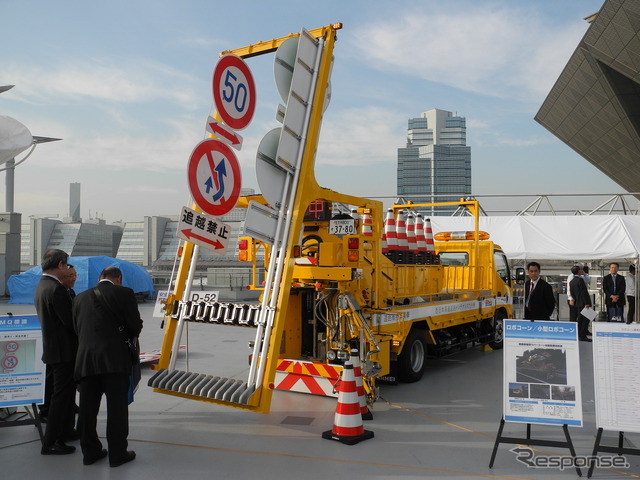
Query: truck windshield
[{"left": 494, "top": 251, "right": 511, "bottom": 286}]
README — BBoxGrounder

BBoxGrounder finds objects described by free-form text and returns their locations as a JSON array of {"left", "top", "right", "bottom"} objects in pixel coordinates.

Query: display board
[
  {"left": 0, "top": 315, "right": 45, "bottom": 408},
  {"left": 592, "top": 322, "right": 640, "bottom": 433},
  {"left": 503, "top": 320, "right": 582, "bottom": 427}
]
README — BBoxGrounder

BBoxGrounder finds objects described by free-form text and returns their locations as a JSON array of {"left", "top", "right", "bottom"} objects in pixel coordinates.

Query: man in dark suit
[
  {"left": 73, "top": 267, "right": 143, "bottom": 467},
  {"left": 602, "top": 262, "right": 626, "bottom": 322},
  {"left": 524, "top": 261, "right": 556, "bottom": 320},
  {"left": 569, "top": 266, "right": 593, "bottom": 341},
  {"left": 40, "top": 264, "right": 78, "bottom": 422},
  {"left": 34, "top": 249, "right": 78, "bottom": 455}
]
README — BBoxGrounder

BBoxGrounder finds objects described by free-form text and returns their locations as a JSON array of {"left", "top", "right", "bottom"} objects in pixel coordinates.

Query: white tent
[{"left": 428, "top": 215, "right": 640, "bottom": 262}]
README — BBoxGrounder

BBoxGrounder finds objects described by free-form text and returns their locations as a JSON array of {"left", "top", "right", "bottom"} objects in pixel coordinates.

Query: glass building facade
[{"left": 397, "top": 109, "right": 471, "bottom": 216}]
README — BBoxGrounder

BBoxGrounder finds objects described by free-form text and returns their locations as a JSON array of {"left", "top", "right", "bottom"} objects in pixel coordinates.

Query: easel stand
[
  {"left": 0, "top": 403, "right": 44, "bottom": 443},
  {"left": 587, "top": 428, "right": 640, "bottom": 478},
  {"left": 489, "top": 417, "right": 582, "bottom": 476}
]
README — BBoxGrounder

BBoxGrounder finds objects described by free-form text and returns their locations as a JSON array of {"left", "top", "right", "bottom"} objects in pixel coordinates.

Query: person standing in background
[
  {"left": 524, "top": 262, "right": 556, "bottom": 320},
  {"left": 73, "top": 267, "right": 143, "bottom": 467},
  {"left": 569, "top": 267, "right": 593, "bottom": 341},
  {"left": 34, "top": 249, "right": 78, "bottom": 455},
  {"left": 626, "top": 265, "right": 636, "bottom": 324},
  {"left": 39, "top": 264, "right": 79, "bottom": 422},
  {"left": 603, "top": 262, "right": 626, "bottom": 322}
]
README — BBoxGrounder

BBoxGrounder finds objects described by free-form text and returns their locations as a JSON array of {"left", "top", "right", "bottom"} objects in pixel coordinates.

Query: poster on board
[
  {"left": 0, "top": 315, "right": 45, "bottom": 408},
  {"left": 503, "top": 319, "right": 582, "bottom": 427},
  {"left": 592, "top": 321, "right": 640, "bottom": 433}
]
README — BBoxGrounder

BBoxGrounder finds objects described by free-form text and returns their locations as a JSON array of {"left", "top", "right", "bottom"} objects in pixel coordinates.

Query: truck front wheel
[
  {"left": 489, "top": 310, "right": 506, "bottom": 350},
  {"left": 398, "top": 329, "right": 427, "bottom": 383}
]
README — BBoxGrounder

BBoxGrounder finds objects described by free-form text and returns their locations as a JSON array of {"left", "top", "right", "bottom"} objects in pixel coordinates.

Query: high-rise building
[{"left": 397, "top": 109, "right": 471, "bottom": 216}]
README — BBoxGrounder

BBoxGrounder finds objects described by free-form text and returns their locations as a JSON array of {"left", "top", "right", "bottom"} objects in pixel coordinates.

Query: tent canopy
[
  {"left": 8, "top": 256, "right": 155, "bottom": 304},
  {"left": 428, "top": 215, "right": 640, "bottom": 262}
]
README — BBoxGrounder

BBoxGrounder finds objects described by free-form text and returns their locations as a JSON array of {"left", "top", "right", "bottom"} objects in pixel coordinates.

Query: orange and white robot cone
[
  {"left": 322, "top": 362, "right": 374, "bottom": 445},
  {"left": 415, "top": 213, "right": 427, "bottom": 252},
  {"left": 406, "top": 214, "right": 417, "bottom": 252},
  {"left": 424, "top": 217, "right": 436, "bottom": 253},
  {"left": 383, "top": 208, "right": 398, "bottom": 253},
  {"left": 396, "top": 210, "right": 409, "bottom": 251},
  {"left": 349, "top": 349, "right": 373, "bottom": 420},
  {"left": 361, "top": 212, "right": 373, "bottom": 237}
]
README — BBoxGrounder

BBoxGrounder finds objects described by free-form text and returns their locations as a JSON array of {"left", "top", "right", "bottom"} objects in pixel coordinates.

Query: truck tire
[
  {"left": 489, "top": 310, "right": 506, "bottom": 350},
  {"left": 398, "top": 328, "right": 427, "bottom": 383}
]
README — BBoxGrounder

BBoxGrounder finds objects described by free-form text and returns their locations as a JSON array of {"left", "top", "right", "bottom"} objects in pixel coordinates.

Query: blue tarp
[{"left": 7, "top": 256, "right": 155, "bottom": 304}]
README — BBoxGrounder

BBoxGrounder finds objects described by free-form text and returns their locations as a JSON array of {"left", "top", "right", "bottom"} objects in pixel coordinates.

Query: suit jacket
[
  {"left": 34, "top": 275, "right": 77, "bottom": 364},
  {"left": 72, "top": 281, "right": 143, "bottom": 380},
  {"left": 569, "top": 276, "right": 591, "bottom": 310},
  {"left": 602, "top": 273, "right": 626, "bottom": 307},
  {"left": 524, "top": 278, "right": 556, "bottom": 320}
]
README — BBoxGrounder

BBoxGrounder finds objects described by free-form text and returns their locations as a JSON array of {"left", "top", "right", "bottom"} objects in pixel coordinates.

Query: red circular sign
[
  {"left": 212, "top": 54, "right": 256, "bottom": 131},
  {"left": 187, "top": 139, "right": 242, "bottom": 216},
  {"left": 2, "top": 355, "right": 18, "bottom": 370}
]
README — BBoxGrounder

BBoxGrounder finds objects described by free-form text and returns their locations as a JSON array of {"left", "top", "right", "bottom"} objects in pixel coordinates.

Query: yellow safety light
[{"left": 433, "top": 231, "right": 490, "bottom": 241}]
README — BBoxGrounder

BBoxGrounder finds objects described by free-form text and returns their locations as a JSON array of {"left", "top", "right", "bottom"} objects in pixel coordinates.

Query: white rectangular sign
[
  {"left": 329, "top": 218, "right": 356, "bottom": 236},
  {"left": 592, "top": 322, "right": 640, "bottom": 433},
  {"left": 178, "top": 206, "right": 231, "bottom": 253},
  {"left": 243, "top": 200, "right": 278, "bottom": 245},
  {"left": 503, "top": 320, "right": 583, "bottom": 427}
]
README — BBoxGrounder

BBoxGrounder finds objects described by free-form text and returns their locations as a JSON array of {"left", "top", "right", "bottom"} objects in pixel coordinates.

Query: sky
[{"left": 1, "top": 0, "right": 622, "bottom": 223}]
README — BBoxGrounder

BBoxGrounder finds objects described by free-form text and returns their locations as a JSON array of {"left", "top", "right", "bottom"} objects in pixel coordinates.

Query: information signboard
[
  {"left": 503, "top": 319, "right": 583, "bottom": 427},
  {"left": 592, "top": 321, "right": 640, "bottom": 433},
  {"left": 0, "top": 315, "right": 45, "bottom": 408}
]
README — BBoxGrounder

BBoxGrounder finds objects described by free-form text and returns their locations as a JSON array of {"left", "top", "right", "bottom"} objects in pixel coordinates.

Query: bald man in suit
[{"left": 73, "top": 267, "right": 143, "bottom": 467}]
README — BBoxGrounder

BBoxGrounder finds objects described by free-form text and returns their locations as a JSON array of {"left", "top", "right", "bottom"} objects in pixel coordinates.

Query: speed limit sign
[{"left": 212, "top": 54, "right": 256, "bottom": 131}]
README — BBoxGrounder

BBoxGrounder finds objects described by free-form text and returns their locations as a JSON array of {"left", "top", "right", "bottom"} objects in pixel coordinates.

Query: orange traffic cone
[
  {"left": 361, "top": 212, "right": 372, "bottom": 237},
  {"left": 322, "top": 362, "right": 374, "bottom": 445},
  {"left": 350, "top": 349, "right": 373, "bottom": 420},
  {"left": 383, "top": 208, "right": 398, "bottom": 252},
  {"left": 415, "top": 213, "right": 427, "bottom": 252},
  {"left": 424, "top": 217, "right": 436, "bottom": 253},
  {"left": 396, "top": 210, "right": 409, "bottom": 251},
  {"left": 406, "top": 214, "right": 417, "bottom": 252}
]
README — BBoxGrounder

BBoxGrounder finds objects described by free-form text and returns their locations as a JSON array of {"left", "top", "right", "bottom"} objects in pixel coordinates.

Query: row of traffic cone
[
  {"left": 322, "top": 349, "right": 374, "bottom": 445},
  {"left": 382, "top": 209, "right": 439, "bottom": 265},
  {"left": 349, "top": 208, "right": 439, "bottom": 264}
]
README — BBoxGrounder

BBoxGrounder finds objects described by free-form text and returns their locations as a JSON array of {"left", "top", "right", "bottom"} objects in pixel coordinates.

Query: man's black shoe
[
  {"left": 579, "top": 337, "right": 593, "bottom": 342},
  {"left": 62, "top": 429, "right": 80, "bottom": 442},
  {"left": 110, "top": 450, "right": 136, "bottom": 467},
  {"left": 41, "top": 441, "right": 76, "bottom": 455},
  {"left": 83, "top": 449, "right": 108, "bottom": 465}
]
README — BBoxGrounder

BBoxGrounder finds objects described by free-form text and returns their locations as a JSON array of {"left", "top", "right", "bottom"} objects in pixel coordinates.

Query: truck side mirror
[{"left": 515, "top": 267, "right": 526, "bottom": 284}]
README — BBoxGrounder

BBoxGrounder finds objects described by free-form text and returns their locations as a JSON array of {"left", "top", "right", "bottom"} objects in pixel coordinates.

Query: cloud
[
  {"left": 5, "top": 59, "right": 201, "bottom": 107},
  {"left": 316, "top": 106, "right": 407, "bottom": 166},
  {"left": 350, "top": 5, "right": 588, "bottom": 103}
]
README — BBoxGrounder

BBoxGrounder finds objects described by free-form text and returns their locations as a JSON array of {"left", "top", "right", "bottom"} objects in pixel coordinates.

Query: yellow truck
[{"left": 148, "top": 24, "right": 514, "bottom": 413}]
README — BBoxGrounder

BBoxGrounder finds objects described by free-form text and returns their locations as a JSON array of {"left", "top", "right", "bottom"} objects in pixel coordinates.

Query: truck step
[{"left": 148, "top": 369, "right": 255, "bottom": 404}]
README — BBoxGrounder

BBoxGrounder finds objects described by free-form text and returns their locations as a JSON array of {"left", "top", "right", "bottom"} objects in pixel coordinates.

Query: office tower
[
  {"left": 397, "top": 109, "right": 471, "bottom": 216},
  {"left": 69, "top": 182, "right": 81, "bottom": 222}
]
